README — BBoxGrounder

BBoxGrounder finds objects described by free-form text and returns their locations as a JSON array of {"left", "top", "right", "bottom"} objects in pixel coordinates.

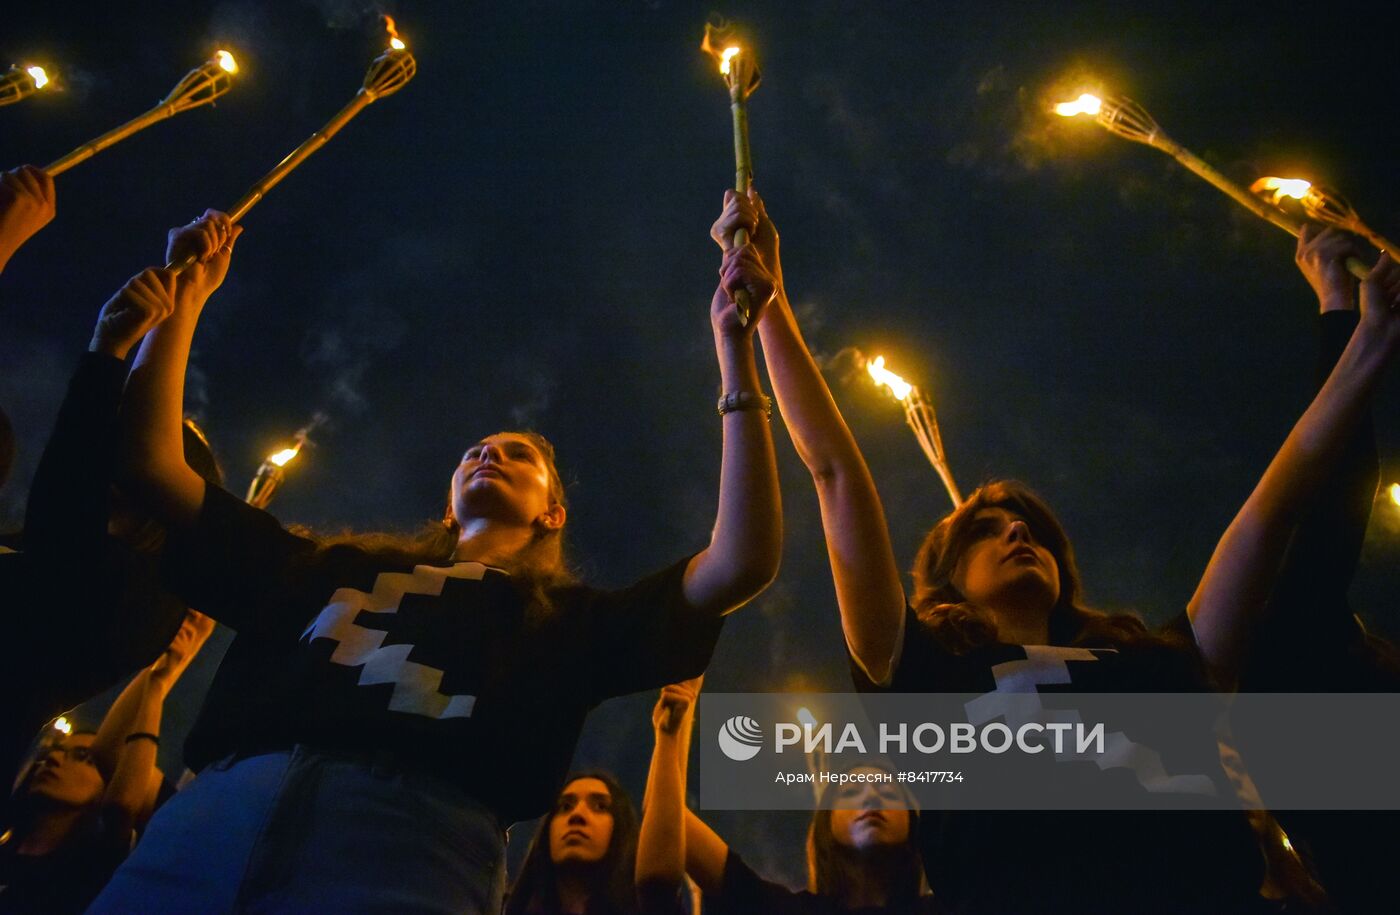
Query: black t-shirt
[
  {"left": 708, "top": 850, "right": 942, "bottom": 915},
  {"left": 2, "top": 354, "right": 186, "bottom": 784},
  {"left": 851, "top": 607, "right": 1263, "bottom": 914},
  {"left": 168, "top": 485, "right": 723, "bottom": 825}
]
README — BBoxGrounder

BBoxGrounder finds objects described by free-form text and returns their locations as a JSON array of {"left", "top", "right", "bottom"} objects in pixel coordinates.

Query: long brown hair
[
  {"left": 911, "top": 480, "right": 1177, "bottom": 653},
  {"left": 805, "top": 766, "right": 925, "bottom": 906},
  {"left": 504, "top": 770, "right": 640, "bottom": 915},
  {"left": 306, "top": 431, "right": 575, "bottom": 612}
]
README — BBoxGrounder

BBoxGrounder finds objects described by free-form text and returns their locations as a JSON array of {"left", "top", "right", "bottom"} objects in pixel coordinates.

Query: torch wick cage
[
  {"left": 161, "top": 58, "right": 236, "bottom": 113},
  {"left": 0, "top": 65, "right": 43, "bottom": 107},
  {"left": 363, "top": 48, "right": 417, "bottom": 100},
  {"left": 1095, "top": 96, "right": 1162, "bottom": 146}
]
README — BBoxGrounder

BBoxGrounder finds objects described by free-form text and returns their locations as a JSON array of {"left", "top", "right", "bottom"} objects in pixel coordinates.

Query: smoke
[
  {"left": 295, "top": 300, "right": 405, "bottom": 443},
  {"left": 300, "top": 0, "right": 388, "bottom": 30}
]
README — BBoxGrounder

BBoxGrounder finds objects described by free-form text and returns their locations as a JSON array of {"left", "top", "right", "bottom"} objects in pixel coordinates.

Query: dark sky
[{"left": 3, "top": 0, "right": 1397, "bottom": 886}]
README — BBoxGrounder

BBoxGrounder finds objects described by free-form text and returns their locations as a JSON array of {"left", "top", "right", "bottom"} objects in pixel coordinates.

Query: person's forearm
[
  {"left": 100, "top": 676, "right": 165, "bottom": 836},
  {"left": 637, "top": 731, "right": 687, "bottom": 888},
  {"left": 683, "top": 332, "right": 781, "bottom": 612},
  {"left": 1191, "top": 328, "right": 1391, "bottom": 677},
  {"left": 24, "top": 354, "right": 126, "bottom": 561},
  {"left": 121, "top": 308, "right": 205, "bottom": 525},
  {"left": 91, "top": 668, "right": 155, "bottom": 779},
  {"left": 756, "top": 293, "right": 906, "bottom": 680}
]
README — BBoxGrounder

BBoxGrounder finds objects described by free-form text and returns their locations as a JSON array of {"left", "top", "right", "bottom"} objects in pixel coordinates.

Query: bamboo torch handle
[
  {"left": 1154, "top": 138, "right": 1370, "bottom": 280},
  {"left": 729, "top": 87, "right": 754, "bottom": 327},
  {"left": 165, "top": 91, "right": 374, "bottom": 274},
  {"left": 45, "top": 104, "right": 172, "bottom": 176}
]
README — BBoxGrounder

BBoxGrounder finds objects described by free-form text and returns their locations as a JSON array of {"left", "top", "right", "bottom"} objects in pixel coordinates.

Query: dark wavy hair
[
  {"left": 911, "top": 480, "right": 1180, "bottom": 653},
  {"left": 306, "top": 431, "right": 576, "bottom": 614},
  {"left": 806, "top": 764, "right": 925, "bottom": 905},
  {"left": 504, "top": 770, "right": 640, "bottom": 915}
]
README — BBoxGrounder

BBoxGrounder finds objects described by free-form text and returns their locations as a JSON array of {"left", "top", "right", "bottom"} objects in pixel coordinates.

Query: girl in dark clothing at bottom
[{"left": 639, "top": 677, "right": 938, "bottom": 914}]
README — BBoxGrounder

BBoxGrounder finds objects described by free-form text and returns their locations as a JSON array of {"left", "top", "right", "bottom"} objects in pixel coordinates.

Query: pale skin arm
[
  {"left": 714, "top": 190, "right": 906, "bottom": 683},
  {"left": 679, "top": 243, "right": 784, "bottom": 615},
  {"left": 635, "top": 676, "right": 730, "bottom": 897},
  {"left": 1189, "top": 253, "right": 1400, "bottom": 685},
  {"left": 97, "top": 611, "right": 215, "bottom": 836},
  {"left": 118, "top": 213, "right": 241, "bottom": 527}
]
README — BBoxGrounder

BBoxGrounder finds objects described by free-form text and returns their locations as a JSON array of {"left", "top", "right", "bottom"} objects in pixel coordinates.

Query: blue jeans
[{"left": 89, "top": 746, "right": 507, "bottom": 914}]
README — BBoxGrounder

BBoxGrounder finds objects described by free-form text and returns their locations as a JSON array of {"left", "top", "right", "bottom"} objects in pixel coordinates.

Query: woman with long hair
[
  {"left": 638, "top": 677, "right": 935, "bottom": 914},
  {"left": 89, "top": 211, "right": 783, "bottom": 913},
  {"left": 505, "top": 770, "right": 642, "bottom": 915},
  {"left": 712, "top": 188, "right": 1400, "bottom": 913}
]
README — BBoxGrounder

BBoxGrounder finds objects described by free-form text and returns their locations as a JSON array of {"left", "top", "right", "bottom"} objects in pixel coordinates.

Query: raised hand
[
  {"left": 714, "top": 243, "right": 777, "bottom": 338},
  {"left": 710, "top": 188, "right": 781, "bottom": 281},
  {"left": 1357, "top": 253, "right": 1400, "bottom": 355},
  {"left": 148, "top": 610, "right": 216, "bottom": 688},
  {"left": 652, "top": 676, "right": 704, "bottom": 735},
  {"left": 0, "top": 165, "right": 56, "bottom": 271},
  {"left": 1295, "top": 224, "right": 1366, "bottom": 313},
  {"left": 90, "top": 268, "right": 178, "bottom": 359},
  {"left": 165, "top": 210, "right": 242, "bottom": 309}
]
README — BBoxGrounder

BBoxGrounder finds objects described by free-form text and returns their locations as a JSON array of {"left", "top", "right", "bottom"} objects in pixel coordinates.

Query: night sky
[{"left": 2, "top": 0, "right": 1397, "bottom": 887}]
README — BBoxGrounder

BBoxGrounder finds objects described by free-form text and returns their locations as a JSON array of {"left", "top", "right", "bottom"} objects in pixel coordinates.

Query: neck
[
  {"left": 16, "top": 805, "right": 83, "bottom": 856},
  {"left": 452, "top": 517, "right": 534, "bottom": 567},
  {"left": 835, "top": 846, "right": 898, "bottom": 909},
  {"left": 554, "top": 869, "right": 595, "bottom": 914},
  {"left": 986, "top": 599, "right": 1051, "bottom": 645}
]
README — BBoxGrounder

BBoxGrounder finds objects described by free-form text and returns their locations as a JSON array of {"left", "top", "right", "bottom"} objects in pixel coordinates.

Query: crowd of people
[{"left": 1, "top": 136, "right": 1398, "bottom": 915}]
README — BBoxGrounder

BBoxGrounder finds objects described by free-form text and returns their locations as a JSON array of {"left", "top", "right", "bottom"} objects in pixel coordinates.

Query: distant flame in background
[
  {"left": 215, "top": 50, "right": 238, "bottom": 74},
  {"left": 268, "top": 445, "right": 301, "bottom": 468},
  {"left": 1251, "top": 176, "right": 1313, "bottom": 206},
  {"left": 25, "top": 66, "right": 49, "bottom": 89}
]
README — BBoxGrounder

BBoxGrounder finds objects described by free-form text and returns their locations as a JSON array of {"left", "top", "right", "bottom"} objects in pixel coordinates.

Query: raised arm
[
  {"left": 715, "top": 190, "right": 906, "bottom": 684},
  {"left": 1189, "top": 253, "right": 1400, "bottom": 685},
  {"left": 23, "top": 257, "right": 179, "bottom": 561},
  {"left": 119, "top": 213, "right": 240, "bottom": 528},
  {"left": 95, "top": 610, "right": 214, "bottom": 838},
  {"left": 679, "top": 240, "right": 783, "bottom": 614},
  {"left": 0, "top": 165, "right": 55, "bottom": 274},
  {"left": 637, "top": 676, "right": 729, "bottom": 898}
]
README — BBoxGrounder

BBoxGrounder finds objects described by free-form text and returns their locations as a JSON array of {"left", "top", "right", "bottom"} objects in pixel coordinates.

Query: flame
[
  {"left": 1389, "top": 483, "right": 1400, "bottom": 507},
  {"left": 1054, "top": 93, "right": 1102, "bottom": 117},
  {"left": 867, "top": 355, "right": 913, "bottom": 401},
  {"left": 53, "top": 716, "right": 72, "bottom": 735},
  {"left": 796, "top": 707, "right": 817, "bottom": 728},
  {"left": 383, "top": 14, "right": 407, "bottom": 50},
  {"left": 26, "top": 66, "right": 49, "bottom": 89},
  {"left": 1252, "top": 176, "right": 1312, "bottom": 205},
  {"left": 268, "top": 445, "right": 301, "bottom": 467},
  {"left": 215, "top": 50, "right": 238, "bottom": 74},
  {"left": 719, "top": 46, "right": 741, "bottom": 75}
]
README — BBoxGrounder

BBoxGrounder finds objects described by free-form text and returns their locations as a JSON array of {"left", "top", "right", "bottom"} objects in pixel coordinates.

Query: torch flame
[
  {"left": 867, "top": 356, "right": 913, "bottom": 401},
  {"left": 1389, "top": 483, "right": 1400, "bottom": 508},
  {"left": 719, "top": 46, "right": 741, "bottom": 75},
  {"left": 215, "top": 50, "right": 238, "bottom": 74},
  {"left": 53, "top": 716, "right": 72, "bottom": 735},
  {"left": 1251, "top": 176, "right": 1312, "bottom": 206},
  {"left": 1054, "top": 93, "right": 1102, "bottom": 117},
  {"left": 268, "top": 446, "right": 301, "bottom": 467},
  {"left": 25, "top": 66, "right": 49, "bottom": 89},
  {"left": 384, "top": 14, "right": 407, "bottom": 50}
]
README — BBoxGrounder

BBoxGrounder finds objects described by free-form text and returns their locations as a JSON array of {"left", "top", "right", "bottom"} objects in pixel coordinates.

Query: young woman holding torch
[
  {"left": 89, "top": 214, "right": 782, "bottom": 913},
  {"left": 714, "top": 188, "right": 1400, "bottom": 913}
]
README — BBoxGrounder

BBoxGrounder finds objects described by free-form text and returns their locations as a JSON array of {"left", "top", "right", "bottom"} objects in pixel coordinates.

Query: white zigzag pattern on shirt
[
  {"left": 964, "top": 645, "right": 1217, "bottom": 796},
  {"left": 300, "top": 562, "right": 488, "bottom": 720}
]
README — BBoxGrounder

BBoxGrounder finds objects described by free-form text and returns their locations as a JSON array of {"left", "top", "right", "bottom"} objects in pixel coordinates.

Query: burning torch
[
  {"left": 1053, "top": 92, "right": 1368, "bottom": 280},
  {"left": 169, "top": 19, "right": 415, "bottom": 274},
  {"left": 1, "top": 65, "right": 50, "bottom": 107},
  {"left": 702, "top": 20, "right": 762, "bottom": 327},
  {"left": 246, "top": 438, "right": 305, "bottom": 510},
  {"left": 42, "top": 52, "right": 238, "bottom": 176},
  {"left": 1251, "top": 176, "right": 1398, "bottom": 264},
  {"left": 864, "top": 353, "right": 963, "bottom": 509}
]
